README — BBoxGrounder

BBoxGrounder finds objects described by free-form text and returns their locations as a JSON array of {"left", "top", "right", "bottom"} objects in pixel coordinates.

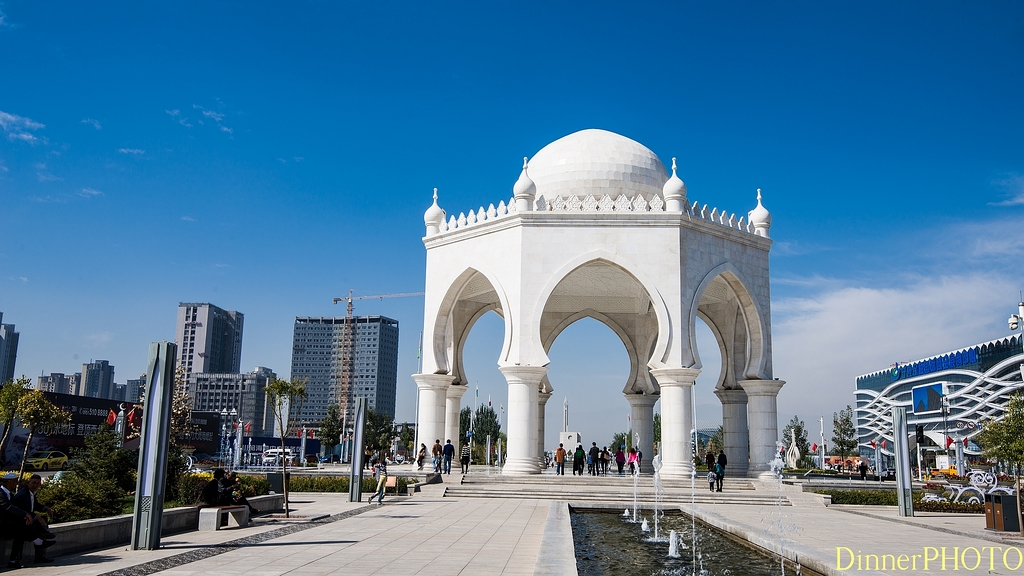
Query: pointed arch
[
  {"left": 688, "top": 262, "right": 768, "bottom": 379},
  {"left": 429, "top": 267, "right": 511, "bottom": 376}
]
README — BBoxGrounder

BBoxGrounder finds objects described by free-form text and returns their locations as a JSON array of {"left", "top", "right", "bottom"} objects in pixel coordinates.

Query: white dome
[{"left": 527, "top": 129, "right": 669, "bottom": 200}]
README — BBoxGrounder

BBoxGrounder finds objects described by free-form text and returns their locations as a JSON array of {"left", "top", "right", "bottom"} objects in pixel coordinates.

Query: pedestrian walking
[
  {"left": 716, "top": 449, "right": 727, "bottom": 492},
  {"left": 707, "top": 467, "right": 717, "bottom": 492},
  {"left": 615, "top": 446, "right": 625, "bottom": 476},
  {"left": 588, "top": 443, "right": 600, "bottom": 476},
  {"left": 460, "top": 443, "right": 471, "bottom": 474},
  {"left": 442, "top": 439, "right": 455, "bottom": 474},
  {"left": 626, "top": 447, "right": 638, "bottom": 475},
  {"left": 705, "top": 450, "right": 715, "bottom": 472},
  {"left": 554, "top": 443, "right": 566, "bottom": 475},
  {"left": 431, "top": 439, "right": 443, "bottom": 473},
  {"left": 417, "top": 443, "right": 427, "bottom": 471},
  {"left": 600, "top": 446, "right": 610, "bottom": 475},
  {"left": 858, "top": 460, "right": 868, "bottom": 480},
  {"left": 372, "top": 459, "right": 388, "bottom": 504},
  {"left": 573, "top": 445, "right": 586, "bottom": 476}
]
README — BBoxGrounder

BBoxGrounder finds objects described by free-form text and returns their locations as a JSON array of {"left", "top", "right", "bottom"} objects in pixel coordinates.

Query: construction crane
[{"left": 331, "top": 290, "right": 425, "bottom": 436}]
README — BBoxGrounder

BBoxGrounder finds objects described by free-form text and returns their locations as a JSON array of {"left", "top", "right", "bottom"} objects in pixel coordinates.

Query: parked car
[
  {"left": 261, "top": 448, "right": 298, "bottom": 466},
  {"left": 24, "top": 451, "right": 69, "bottom": 471}
]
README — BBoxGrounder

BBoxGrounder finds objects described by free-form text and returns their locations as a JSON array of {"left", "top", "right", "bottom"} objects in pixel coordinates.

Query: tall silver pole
[
  {"left": 349, "top": 397, "right": 367, "bottom": 502},
  {"left": 131, "top": 341, "right": 177, "bottom": 550},
  {"left": 893, "top": 407, "right": 914, "bottom": 517}
]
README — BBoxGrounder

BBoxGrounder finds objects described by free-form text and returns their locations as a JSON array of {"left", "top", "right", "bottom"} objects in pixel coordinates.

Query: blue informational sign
[{"left": 911, "top": 383, "right": 944, "bottom": 414}]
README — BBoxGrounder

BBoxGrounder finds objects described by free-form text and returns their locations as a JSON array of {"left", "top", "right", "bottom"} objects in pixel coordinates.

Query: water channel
[{"left": 572, "top": 509, "right": 796, "bottom": 576}]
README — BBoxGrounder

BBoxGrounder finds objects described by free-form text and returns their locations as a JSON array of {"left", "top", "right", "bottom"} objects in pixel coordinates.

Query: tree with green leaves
[
  {"left": 459, "top": 406, "right": 472, "bottom": 444},
  {"left": 612, "top": 430, "right": 631, "bottom": 452},
  {"left": 977, "top": 392, "right": 1024, "bottom": 536},
  {"left": 653, "top": 413, "right": 661, "bottom": 449},
  {"left": 319, "top": 403, "right": 343, "bottom": 462},
  {"left": 705, "top": 425, "right": 724, "bottom": 456},
  {"left": 0, "top": 377, "right": 31, "bottom": 465},
  {"left": 832, "top": 405, "right": 858, "bottom": 465},
  {"left": 363, "top": 407, "right": 396, "bottom": 456},
  {"left": 17, "top": 390, "right": 72, "bottom": 477},
  {"left": 265, "top": 376, "right": 307, "bottom": 518},
  {"left": 781, "top": 415, "right": 811, "bottom": 468}
]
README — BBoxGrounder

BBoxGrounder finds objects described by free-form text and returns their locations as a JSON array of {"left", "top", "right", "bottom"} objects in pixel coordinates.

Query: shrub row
[
  {"left": 288, "top": 474, "right": 409, "bottom": 494},
  {"left": 814, "top": 489, "right": 984, "bottom": 513}
]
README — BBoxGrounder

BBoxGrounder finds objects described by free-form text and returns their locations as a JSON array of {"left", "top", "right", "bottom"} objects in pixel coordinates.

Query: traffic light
[{"left": 915, "top": 425, "right": 924, "bottom": 443}]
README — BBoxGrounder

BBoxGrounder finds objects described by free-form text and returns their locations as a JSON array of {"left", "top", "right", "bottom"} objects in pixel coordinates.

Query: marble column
[
  {"left": 714, "top": 388, "right": 749, "bottom": 478},
  {"left": 626, "top": 393, "right": 658, "bottom": 474},
  {"left": 738, "top": 379, "right": 785, "bottom": 477},
  {"left": 500, "top": 365, "right": 546, "bottom": 474},
  {"left": 412, "top": 374, "right": 453, "bottom": 453},
  {"left": 444, "top": 383, "right": 468, "bottom": 448},
  {"left": 650, "top": 367, "right": 700, "bottom": 480},
  {"left": 537, "top": 390, "right": 552, "bottom": 468}
]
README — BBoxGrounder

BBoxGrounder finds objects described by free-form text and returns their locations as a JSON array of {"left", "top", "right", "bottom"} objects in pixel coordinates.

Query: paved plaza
[{"left": 9, "top": 472, "right": 1021, "bottom": 575}]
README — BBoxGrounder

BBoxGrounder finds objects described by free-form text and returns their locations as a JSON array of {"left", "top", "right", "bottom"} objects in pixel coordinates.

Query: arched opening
[
  {"left": 543, "top": 317, "right": 631, "bottom": 451},
  {"left": 459, "top": 310, "right": 509, "bottom": 427},
  {"left": 692, "top": 316, "right": 724, "bottom": 446}
]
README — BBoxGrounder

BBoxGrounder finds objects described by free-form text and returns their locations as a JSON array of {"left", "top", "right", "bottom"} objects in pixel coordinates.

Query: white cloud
[
  {"left": 80, "top": 187, "right": 103, "bottom": 197},
  {"left": 166, "top": 109, "right": 192, "bottom": 127},
  {"left": 219, "top": 125, "right": 233, "bottom": 134},
  {"left": 293, "top": 156, "right": 304, "bottom": 162},
  {"left": 80, "top": 118, "right": 102, "bottom": 130},
  {"left": 36, "top": 172, "right": 63, "bottom": 182},
  {"left": 0, "top": 110, "right": 44, "bottom": 143},
  {"left": 118, "top": 148, "right": 145, "bottom": 155},
  {"left": 197, "top": 107, "right": 224, "bottom": 122},
  {"left": 989, "top": 175, "right": 1024, "bottom": 207},
  {"left": 30, "top": 195, "right": 67, "bottom": 204},
  {"left": 181, "top": 216, "right": 196, "bottom": 222},
  {"left": 8, "top": 276, "right": 27, "bottom": 283},
  {"left": 84, "top": 332, "right": 114, "bottom": 347}
]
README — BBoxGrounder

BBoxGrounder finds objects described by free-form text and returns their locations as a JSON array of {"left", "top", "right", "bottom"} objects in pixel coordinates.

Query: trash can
[
  {"left": 994, "top": 494, "right": 1019, "bottom": 532},
  {"left": 986, "top": 494, "right": 995, "bottom": 530},
  {"left": 267, "top": 471, "right": 290, "bottom": 494}
]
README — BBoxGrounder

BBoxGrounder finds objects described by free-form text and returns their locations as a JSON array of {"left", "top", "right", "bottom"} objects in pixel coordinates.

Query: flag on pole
[
  {"left": 869, "top": 440, "right": 876, "bottom": 449},
  {"left": 811, "top": 443, "right": 818, "bottom": 452},
  {"left": 880, "top": 440, "right": 886, "bottom": 450},
  {"left": 106, "top": 409, "right": 117, "bottom": 426},
  {"left": 244, "top": 421, "right": 252, "bottom": 434},
  {"left": 945, "top": 436, "right": 954, "bottom": 449},
  {"left": 488, "top": 394, "right": 491, "bottom": 407}
]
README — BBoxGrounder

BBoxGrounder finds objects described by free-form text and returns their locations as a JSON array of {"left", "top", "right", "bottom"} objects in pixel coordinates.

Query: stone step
[
  {"left": 459, "top": 474, "right": 756, "bottom": 490},
  {"left": 443, "top": 486, "right": 790, "bottom": 506}
]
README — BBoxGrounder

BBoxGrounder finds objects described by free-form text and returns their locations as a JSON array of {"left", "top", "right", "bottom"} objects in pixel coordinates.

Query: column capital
[
  {"left": 624, "top": 392, "right": 658, "bottom": 409},
  {"left": 714, "top": 388, "right": 748, "bottom": 404},
  {"left": 498, "top": 365, "right": 548, "bottom": 382},
  {"left": 412, "top": 373, "right": 454, "bottom": 391},
  {"left": 538, "top": 390, "right": 552, "bottom": 403},
  {"left": 445, "top": 383, "right": 469, "bottom": 400},
  {"left": 651, "top": 367, "right": 701, "bottom": 388},
  {"left": 738, "top": 379, "right": 785, "bottom": 397}
]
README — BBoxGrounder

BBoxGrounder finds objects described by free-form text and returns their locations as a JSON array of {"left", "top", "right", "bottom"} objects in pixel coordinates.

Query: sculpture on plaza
[
  {"left": 786, "top": 429, "right": 801, "bottom": 469},
  {"left": 414, "top": 129, "right": 784, "bottom": 478}
]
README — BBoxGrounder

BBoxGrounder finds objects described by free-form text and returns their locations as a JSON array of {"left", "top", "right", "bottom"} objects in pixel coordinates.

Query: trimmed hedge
[
  {"left": 814, "top": 489, "right": 984, "bottom": 513},
  {"left": 288, "top": 474, "right": 409, "bottom": 494}
]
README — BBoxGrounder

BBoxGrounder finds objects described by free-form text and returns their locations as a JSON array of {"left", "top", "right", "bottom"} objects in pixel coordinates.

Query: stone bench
[{"left": 198, "top": 506, "right": 249, "bottom": 531}]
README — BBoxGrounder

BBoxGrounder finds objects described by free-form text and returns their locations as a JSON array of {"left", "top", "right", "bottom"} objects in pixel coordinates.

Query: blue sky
[{"left": 1, "top": 2, "right": 1022, "bottom": 448}]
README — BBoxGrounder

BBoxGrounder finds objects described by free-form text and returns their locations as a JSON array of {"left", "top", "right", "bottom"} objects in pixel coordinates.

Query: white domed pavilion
[{"left": 414, "top": 129, "right": 782, "bottom": 478}]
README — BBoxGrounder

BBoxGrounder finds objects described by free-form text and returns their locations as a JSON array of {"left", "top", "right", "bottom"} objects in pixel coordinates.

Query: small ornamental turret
[
  {"left": 512, "top": 157, "right": 536, "bottom": 212},
  {"left": 424, "top": 188, "right": 445, "bottom": 236},
  {"left": 662, "top": 157, "right": 687, "bottom": 212},
  {"left": 748, "top": 188, "right": 771, "bottom": 238}
]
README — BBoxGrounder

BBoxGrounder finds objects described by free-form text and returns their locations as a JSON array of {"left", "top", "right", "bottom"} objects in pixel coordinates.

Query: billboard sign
[{"left": 911, "top": 383, "right": 945, "bottom": 415}]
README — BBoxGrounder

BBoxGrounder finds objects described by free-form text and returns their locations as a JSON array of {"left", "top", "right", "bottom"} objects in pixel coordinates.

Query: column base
[
  {"left": 658, "top": 460, "right": 693, "bottom": 480},
  {"left": 502, "top": 458, "right": 542, "bottom": 475}
]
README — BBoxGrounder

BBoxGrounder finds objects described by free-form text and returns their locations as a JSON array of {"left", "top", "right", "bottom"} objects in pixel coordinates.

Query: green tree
[
  {"left": 977, "top": 392, "right": 1024, "bottom": 536},
  {"left": 832, "top": 405, "right": 858, "bottom": 464},
  {"left": 473, "top": 406, "right": 500, "bottom": 443},
  {"left": 17, "top": 390, "right": 72, "bottom": 477},
  {"left": 319, "top": 403, "right": 343, "bottom": 462},
  {"left": 363, "top": 407, "right": 395, "bottom": 456},
  {"left": 653, "top": 413, "right": 661, "bottom": 447},
  {"left": 612, "top": 430, "right": 632, "bottom": 452},
  {"left": 0, "top": 377, "right": 31, "bottom": 464},
  {"left": 265, "top": 376, "right": 307, "bottom": 518},
  {"left": 781, "top": 415, "right": 811, "bottom": 468},
  {"left": 70, "top": 425, "right": 139, "bottom": 492},
  {"left": 459, "top": 406, "right": 472, "bottom": 444},
  {"left": 705, "top": 425, "right": 725, "bottom": 456}
]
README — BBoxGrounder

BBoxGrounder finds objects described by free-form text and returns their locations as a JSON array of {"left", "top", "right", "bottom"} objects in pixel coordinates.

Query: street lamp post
[{"left": 1009, "top": 298, "right": 1024, "bottom": 380}]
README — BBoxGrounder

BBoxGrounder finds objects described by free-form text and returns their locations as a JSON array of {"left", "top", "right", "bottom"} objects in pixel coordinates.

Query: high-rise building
[
  {"left": 175, "top": 303, "right": 244, "bottom": 375},
  {"left": 125, "top": 376, "right": 146, "bottom": 403},
  {"left": 187, "top": 366, "right": 275, "bottom": 437},
  {"left": 290, "top": 315, "right": 399, "bottom": 425},
  {"left": 78, "top": 360, "right": 115, "bottom": 399},
  {"left": 36, "top": 373, "right": 74, "bottom": 395},
  {"left": 0, "top": 312, "right": 20, "bottom": 383}
]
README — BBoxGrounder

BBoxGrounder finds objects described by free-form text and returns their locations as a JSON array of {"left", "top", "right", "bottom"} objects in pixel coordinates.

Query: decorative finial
[
  {"left": 671, "top": 157, "right": 677, "bottom": 175},
  {"left": 433, "top": 187, "right": 438, "bottom": 201},
  {"left": 757, "top": 188, "right": 762, "bottom": 201},
  {"left": 523, "top": 156, "right": 529, "bottom": 170}
]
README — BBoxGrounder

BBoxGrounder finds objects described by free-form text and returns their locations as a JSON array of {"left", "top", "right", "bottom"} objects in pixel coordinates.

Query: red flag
[
  {"left": 307, "top": 429, "right": 314, "bottom": 438},
  {"left": 946, "top": 436, "right": 954, "bottom": 449},
  {"left": 296, "top": 429, "right": 302, "bottom": 438},
  {"left": 869, "top": 440, "right": 876, "bottom": 449},
  {"left": 811, "top": 443, "right": 818, "bottom": 452},
  {"left": 232, "top": 421, "right": 238, "bottom": 430},
  {"left": 127, "top": 407, "right": 141, "bottom": 427},
  {"left": 881, "top": 440, "right": 887, "bottom": 450},
  {"left": 106, "top": 409, "right": 117, "bottom": 426},
  {"left": 963, "top": 437, "right": 968, "bottom": 448},
  {"left": 244, "top": 421, "right": 252, "bottom": 434}
]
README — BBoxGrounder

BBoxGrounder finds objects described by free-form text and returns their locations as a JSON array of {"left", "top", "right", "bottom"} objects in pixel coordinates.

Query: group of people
[
  {"left": 201, "top": 469, "right": 260, "bottom": 516},
  {"left": 553, "top": 442, "right": 644, "bottom": 476},
  {"left": 417, "top": 439, "right": 472, "bottom": 475},
  {"left": 705, "top": 449, "right": 728, "bottom": 492},
  {"left": 0, "top": 472, "right": 57, "bottom": 567}
]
